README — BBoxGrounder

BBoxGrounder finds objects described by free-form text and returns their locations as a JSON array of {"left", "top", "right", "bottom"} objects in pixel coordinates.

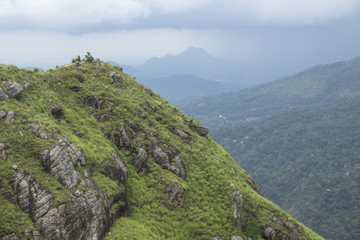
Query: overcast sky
[{"left": 0, "top": 0, "right": 360, "bottom": 80}]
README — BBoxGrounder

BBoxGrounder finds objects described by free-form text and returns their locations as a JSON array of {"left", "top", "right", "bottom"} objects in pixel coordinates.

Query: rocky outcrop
[
  {"left": 9, "top": 167, "right": 54, "bottom": 220},
  {"left": 105, "top": 153, "right": 128, "bottom": 185},
  {"left": 0, "top": 110, "right": 6, "bottom": 118},
  {"left": 0, "top": 87, "right": 8, "bottom": 101},
  {"left": 132, "top": 149, "right": 148, "bottom": 172},
  {"left": 4, "top": 111, "right": 14, "bottom": 124},
  {"left": 188, "top": 122, "right": 209, "bottom": 136},
  {"left": 6, "top": 82, "right": 24, "bottom": 98},
  {"left": 163, "top": 182, "right": 187, "bottom": 208},
  {"left": 109, "top": 72, "right": 122, "bottom": 87},
  {"left": 152, "top": 147, "right": 170, "bottom": 169},
  {"left": 28, "top": 123, "right": 49, "bottom": 139},
  {"left": 169, "top": 156, "right": 186, "bottom": 180},
  {"left": 39, "top": 137, "right": 85, "bottom": 189}
]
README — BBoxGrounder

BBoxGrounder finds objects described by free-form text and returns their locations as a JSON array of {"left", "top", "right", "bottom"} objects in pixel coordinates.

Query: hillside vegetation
[{"left": 0, "top": 55, "right": 323, "bottom": 240}]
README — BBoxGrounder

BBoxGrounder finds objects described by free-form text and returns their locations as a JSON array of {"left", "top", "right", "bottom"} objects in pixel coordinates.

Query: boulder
[
  {"left": 75, "top": 74, "right": 86, "bottom": 83},
  {"left": 6, "top": 82, "right": 24, "bottom": 98},
  {"left": 83, "top": 95, "right": 100, "bottom": 108},
  {"left": 0, "top": 110, "right": 6, "bottom": 118},
  {"left": 152, "top": 147, "right": 170, "bottom": 169},
  {"left": 0, "top": 87, "right": 8, "bottom": 101},
  {"left": 264, "top": 227, "right": 275, "bottom": 239},
  {"left": 49, "top": 104, "right": 63, "bottom": 118},
  {"left": 97, "top": 114, "right": 110, "bottom": 122},
  {"left": 144, "top": 88, "right": 153, "bottom": 96},
  {"left": 163, "top": 182, "right": 186, "bottom": 207},
  {"left": 0, "top": 234, "right": 19, "bottom": 240},
  {"left": 105, "top": 153, "right": 128, "bottom": 185},
  {"left": 188, "top": 122, "right": 209, "bottom": 136},
  {"left": 169, "top": 127, "right": 193, "bottom": 143},
  {"left": 213, "top": 237, "right": 223, "bottom": 240},
  {"left": 120, "top": 127, "right": 132, "bottom": 152},
  {"left": 23, "top": 79, "right": 32, "bottom": 89},
  {"left": 132, "top": 149, "right": 148, "bottom": 172},
  {"left": 230, "top": 237, "right": 244, "bottom": 240},
  {"left": 4, "top": 111, "right": 14, "bottom": 124},
  {"left": 9, "top": 167, "right": 54, "bottom": 220},
  {"left": 169, "top": 156, "right": 186, "bottom": 180}
]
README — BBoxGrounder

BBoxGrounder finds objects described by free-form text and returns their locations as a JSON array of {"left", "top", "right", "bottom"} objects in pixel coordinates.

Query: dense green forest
[
  {"left": 212, "top": 99, "right": 360, "bottom": 240},
  {"left": 180, "top": 57, "right": 360, "bottom": 129}
]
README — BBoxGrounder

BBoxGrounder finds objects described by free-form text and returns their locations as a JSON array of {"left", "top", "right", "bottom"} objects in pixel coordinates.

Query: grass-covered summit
[{"left": 0, "top": 55, "right": 323, "bottom": 240}]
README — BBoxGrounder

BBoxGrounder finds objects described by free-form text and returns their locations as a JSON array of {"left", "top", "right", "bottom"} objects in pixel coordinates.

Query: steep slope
[
  {"left": 211, "top": 99, "right": 360, "bottom": 240},
  {"left": 180, "top": 56, "right": 360, "bottom": 129},
  {"left": 0, "top": 56, "right": 322, "bottom": 240}
]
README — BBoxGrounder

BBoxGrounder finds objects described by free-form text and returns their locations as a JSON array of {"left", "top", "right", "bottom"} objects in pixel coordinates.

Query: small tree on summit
[{"left": 85, "top": 52, "right": 94, "bottom": 62}]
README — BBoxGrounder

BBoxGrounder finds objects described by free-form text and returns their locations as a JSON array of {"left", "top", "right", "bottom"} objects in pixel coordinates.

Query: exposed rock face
[
  {"left": 4, "top": 111, "right": 14, "bottom": 124},
  {"left": 31, "top": 169, "right": 130, "bottom": 240},
  {"left": 105, "top": 153, "right": 128, "bottom": 185},
  {"left": 163, "top": 182, "right": 186, "bottom": 207},
  {"left": 39, "top": 137, "right": 85, "bottom": 188},
  {"left": 169, "top": 156, "right": 186, "bottom": 180},
  {"left": 36, "top": 179, "right": 109, "bottom": 240},
  {"left": 152, "top": 147, "right": 170, "bottom": 169},
  {"left": 28, "top": 123, "right": 49, "bottom": 139},
  {"left": 6, "top": 82, "right": 24, "bottom": 98},
  {"left": 9, "top": 167, "right": 54, "bottom": 220},
  {"left": 0, "top": 233, "right": 19, "bottom": 240},
  {"left": 188, "top": 122, "right": 209, "bottom": 136},
  {"left": 0, "top": 110, "right": 6, "bottom": 118},
  {"left": 83, "top": 95, "right": 100, "bottom": 108},
  {"left": 109, "top": 71, "right": 122, "bottom": 87},
  {"left": 0, "top": 87, "right": 8, "bottom": 101},
  {"left": 132, "top": 149, "right": 148, "bottom": 172}
]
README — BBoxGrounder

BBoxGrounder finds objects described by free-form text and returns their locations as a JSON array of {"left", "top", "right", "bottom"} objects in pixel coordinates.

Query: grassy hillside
[
  {"left": 180, "top": 57, "right": 360, "bottom": 129},
  {"left": 212, "top": 99, "right": 360, "bottom": 240},
  {"left": 0, "top": 55, "right": 323, "bottom": 239}
]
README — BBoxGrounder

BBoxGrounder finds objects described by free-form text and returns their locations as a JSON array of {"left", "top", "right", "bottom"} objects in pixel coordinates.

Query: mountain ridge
[{"left": 0, "top": 56, "right": 323, "bottom": 240}]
